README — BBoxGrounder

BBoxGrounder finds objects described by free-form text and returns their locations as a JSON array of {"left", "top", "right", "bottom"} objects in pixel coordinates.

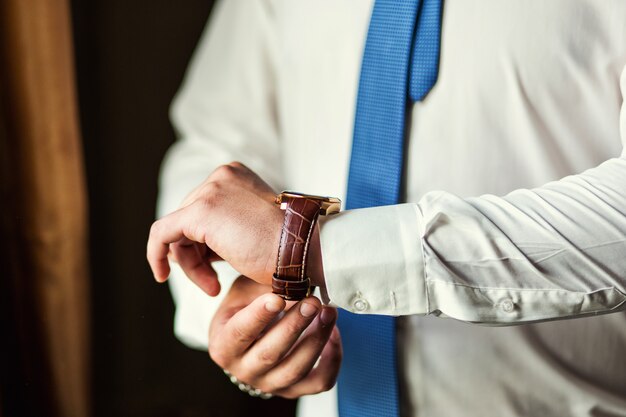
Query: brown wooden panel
[{"left": 0, "top": 0, "right": 90, "bottom": 416}]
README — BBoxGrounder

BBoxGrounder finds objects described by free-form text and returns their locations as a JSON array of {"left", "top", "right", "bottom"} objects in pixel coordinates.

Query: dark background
[{"left": 70, "top": 1, "right": 296, "bottom": 416}]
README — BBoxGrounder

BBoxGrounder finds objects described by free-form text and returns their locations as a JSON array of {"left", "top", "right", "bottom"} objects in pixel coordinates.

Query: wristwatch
[{"left": 272, "top": 191, "right": 341, "bottom": 301}]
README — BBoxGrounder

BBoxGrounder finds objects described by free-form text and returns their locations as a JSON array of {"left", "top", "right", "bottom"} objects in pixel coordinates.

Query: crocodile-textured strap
[
  {"left": 273, "top": 196, "right": 322, "bottom": 300},
  {"left": 271, "top": 276, "right": 311, "bottom": 300}
]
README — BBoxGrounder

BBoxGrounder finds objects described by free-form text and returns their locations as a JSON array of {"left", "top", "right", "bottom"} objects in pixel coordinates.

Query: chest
[{"left": 273, "top": 0, "right": 626, "bottom": 195}]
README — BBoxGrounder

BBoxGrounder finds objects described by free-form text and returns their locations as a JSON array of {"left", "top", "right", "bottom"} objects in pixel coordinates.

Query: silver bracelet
[{"left": 223, "top": 369, "right": 273, "bottom": 399}]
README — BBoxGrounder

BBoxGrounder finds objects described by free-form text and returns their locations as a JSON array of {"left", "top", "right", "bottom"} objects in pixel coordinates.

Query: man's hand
[
  {"left": 210, "top": 277, "right": 342, "bottom": 398},
  {"left": 146, "top": 162, "right": 288, "bottom": 295}
]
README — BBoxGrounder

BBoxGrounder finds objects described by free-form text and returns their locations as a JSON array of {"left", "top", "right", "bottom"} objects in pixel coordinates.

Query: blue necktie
[{"left": 338, "top": 1, "right": 442, "bottom": 416}]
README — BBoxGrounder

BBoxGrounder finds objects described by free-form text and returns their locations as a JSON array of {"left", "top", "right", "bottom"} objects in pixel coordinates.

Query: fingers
[
  {"left": 147, "top": 209, "right": 185, "bottom": 282},
  {"left": 209, "top": 293, "right": 286, "bottom": 368},
  {"left": 238, "top": 297, "right": 323, "bottom": 376},
  {"left": 147, "top": 201, "right": 208, "bottom": 282},
  {"left": 170, "top": 239, "right": 220, "bottom": 296},
  {"left": 259, "top": 307, "right": 338, "bottom": 394},
  {"left": 274, "top": 325, "right": 342, "bottom": 399},
  {"left": 210, "top": 289, "right": 342, "bottom": 399}
]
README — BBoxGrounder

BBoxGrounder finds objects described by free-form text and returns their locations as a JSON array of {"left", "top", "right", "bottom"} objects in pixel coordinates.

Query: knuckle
[
  {"left": 259, "top": 379, "right": 281, "bottom": 394},
  {"left": 208, "top": 343, "right": 227, "bottom": 367},
  {"left": 235, "top": 369, "right": 255, "bottom": 385},
  {"left": 182, "top": 220, "right": 204, "bottom": 243},
  {"left": 251, "top": 308, "right": 272, "bottom": 326},
  {"left": 231, "top": 325, "right": 254, "bottom": 346},
  {"left": 283, "top": 318, "right": 306, "bottom": 335},
  {"left": 228, "top": 161, "right": 245, "bottom": 169},
  {"left": 308, "top": 329, "right": 326, "bottom": 345},
  {"left": 256, "top": 381, "right": 276, "bottom": 394},
  {"left": 256, "top": 347, "right": 280, "bottom": 367},
  {"left": 199, "top": 182, "right": 221, "bottom": 202},
  {"left": 192, "top": 196, "right": 216, "bottom": 216},
  {"left": 281, "top": 367, "right": 308, "bottom": 387},
  {"left": 149, "top": 221, "right": 162, "bottom": 238},
  {"left": 213, "top": 164, "right": 238, "bottom": 181},
  {"left": 314, "top": 334, "right": 329, "bottom": 350}
]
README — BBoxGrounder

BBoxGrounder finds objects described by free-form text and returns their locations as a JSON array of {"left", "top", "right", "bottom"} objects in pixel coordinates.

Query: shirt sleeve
[
  {"left": 320, "top": 68, "right": 626, "bottom": 325},
  {"left": 157, "top": 0, "right": 281, "bottom": 349}
]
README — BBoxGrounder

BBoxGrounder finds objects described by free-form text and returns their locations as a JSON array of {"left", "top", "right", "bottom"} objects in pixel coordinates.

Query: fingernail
[
  {"left": 320, "top": 307, "right": 335, "bottom": 326},
  {"left": 300, "top": 302, "right": 318, "bottom": 318},
  {"left": 265, "top": 298, "right": 283, "bottom": 313}
]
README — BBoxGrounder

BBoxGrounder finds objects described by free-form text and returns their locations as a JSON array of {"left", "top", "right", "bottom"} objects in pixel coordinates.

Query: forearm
[{"left": 319, "top": 155, "right": 626, "bottom": 324}]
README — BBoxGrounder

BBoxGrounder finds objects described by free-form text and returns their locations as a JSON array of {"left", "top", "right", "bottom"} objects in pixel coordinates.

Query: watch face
[{"left": 276, "top": 191, "right": 341, "bottom": 215}]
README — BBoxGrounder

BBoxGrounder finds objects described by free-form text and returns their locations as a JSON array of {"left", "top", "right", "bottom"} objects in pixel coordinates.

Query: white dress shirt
[{"left": 157, "top": 1, "right": 626, "bottom": 416}]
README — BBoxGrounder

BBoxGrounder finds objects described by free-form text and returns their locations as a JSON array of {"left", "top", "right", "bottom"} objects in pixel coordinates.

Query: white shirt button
[
  {"left": 501, "top": 299, "right": 515, "bottom": 313},
  {"left": 353, "top": 298, "right": 369, "bottom": 312}
]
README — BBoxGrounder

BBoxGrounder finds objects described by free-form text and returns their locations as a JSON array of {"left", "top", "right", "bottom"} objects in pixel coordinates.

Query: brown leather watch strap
[
  {"left": 271, "top": 276, "right": 311, "bottom": 300},
  {"left": 273, "top": 196, "right": 323, "bottom": 301}
]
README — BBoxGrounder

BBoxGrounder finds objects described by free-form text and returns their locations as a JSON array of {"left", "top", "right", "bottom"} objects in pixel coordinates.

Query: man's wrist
[
  {"left": 271, "top": 192, "right": 337, "bottom": 300},
  {"left": 308, "top": 223, "right": 326, "bottom": 289}
]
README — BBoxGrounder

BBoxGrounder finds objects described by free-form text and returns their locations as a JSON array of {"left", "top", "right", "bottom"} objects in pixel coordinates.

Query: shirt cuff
[{"left": 318, "top": 203, "right": 428, "bottom": 316}]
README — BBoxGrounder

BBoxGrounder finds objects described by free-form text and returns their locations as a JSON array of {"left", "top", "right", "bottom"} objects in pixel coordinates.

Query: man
[{"left": 148, "top": 1, "right": 626, "bottom": 416}]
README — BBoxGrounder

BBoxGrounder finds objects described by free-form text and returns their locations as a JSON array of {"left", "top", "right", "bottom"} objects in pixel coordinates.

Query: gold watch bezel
[{"left": 275, "top": 191, "right": 341, "bottom": 215}]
